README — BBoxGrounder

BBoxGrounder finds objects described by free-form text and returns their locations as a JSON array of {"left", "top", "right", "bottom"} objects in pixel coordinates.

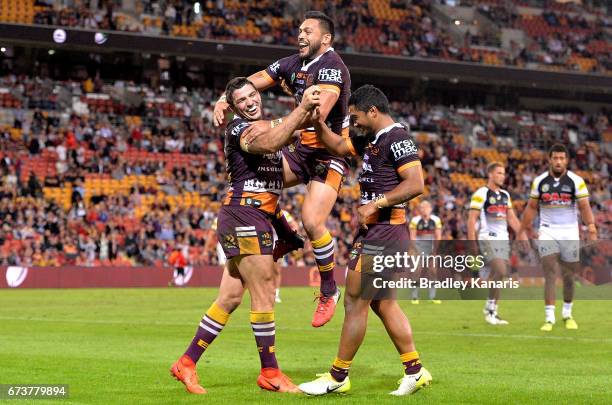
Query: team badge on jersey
[
  {"left": 260, "top": 232, "right": 273, "bottom": 247},
  {"left": 542, "top": 184, "right": 550, "bottom": 192},
  {"left": 223, "top": 235, "right": 238, "bottom": 249},
  {"left": 489, "top": 196, "right": 496, "bottom": 204},
  {"left": 288, "top": 144, "right": 296, "bottom": 153}
]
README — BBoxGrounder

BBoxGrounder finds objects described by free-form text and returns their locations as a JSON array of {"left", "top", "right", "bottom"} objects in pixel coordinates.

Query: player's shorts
[
  {"left": 282, "top": 141, "right": 348, "bottom": 192},
  {"left": 347, "top": 224, "right": 409, "bottom": 273},
  {"left": 478, "top": 233, "right": 510, "bottom": 261},
  {"left": 413, "top": 240, "right": 434, "bottom": 256},
  {"left": 216, "top": 205, "right": 275, "bottom": 260},
  {"left": 537, "top": 225, "right": 580, "bottom": 263}
]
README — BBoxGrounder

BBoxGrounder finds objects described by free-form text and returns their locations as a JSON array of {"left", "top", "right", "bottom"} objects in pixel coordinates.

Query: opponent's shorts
[
  {"left": 478, "top": 234, "right": 510, "bottom": 262},
  {"left": 537, "top": 225, "right": 580, "bottom": 263},
  {"left": 413, "top": 239, "right": 434, "bottom": 256},
  {"left": 347, "top": 224, "right": 409, "bottom": 273},
  {"left": 282, "top": 141, "right": 348, "bottom": 192},
  {"left": 217, "top": 205, "right": 275, "bottom": 260}
]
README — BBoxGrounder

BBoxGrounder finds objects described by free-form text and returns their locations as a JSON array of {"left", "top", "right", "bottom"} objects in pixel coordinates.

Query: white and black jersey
[{"left": 470, "top": 186, "right": 512, "bottom": 239}]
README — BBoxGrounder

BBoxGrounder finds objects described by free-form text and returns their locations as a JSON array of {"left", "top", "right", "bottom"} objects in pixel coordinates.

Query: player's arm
[
  {"left": 467, "top": 209, "right": 479, "bottom": 241},
  {"left": 240, "top": 87, "right": 320, "bottom": 154},
  {"left": 577, "top": 198, "right": 597, "bottom": 240},
  {"left": 520, "top": 198, "right": 539, "bottom": 238},
  {"left": 299, "top": 88, "right": 339, "bottom": 129},
  {"left": 312, "top": 114, "right": 352, "bottom": 157},
  {"left": 409, "top": 219, "right": 418, "bottom": 240},
  {"left": 358, "top": 164, "right": 424, "bottom": 225},
  {"left": 507, "top": 208, "right": 525, "bottom": 239}
]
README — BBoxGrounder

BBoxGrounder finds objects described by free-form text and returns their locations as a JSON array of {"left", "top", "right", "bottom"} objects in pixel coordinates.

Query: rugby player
[
  {"left": 408, "top": 200, "right": 443, "bottom": 304},
  {"left": 299, "top": 85, "right": 432, "bottom": 396},
  {"left": 170, "top": 78, "right": 320, "bottom": 394},
  {"left": 521, "top": 144, "right": 597, "bottom": 331},
  {"left": 214, "top": 11, "right": 350, "bottom": 327},
  {"left": 467, "top": 162, "right": 522, "bottom": 325}
]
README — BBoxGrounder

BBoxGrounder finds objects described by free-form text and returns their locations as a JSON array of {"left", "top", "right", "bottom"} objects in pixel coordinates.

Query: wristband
[{"left": 587, "top": 224, "right": 597, "bottom": 233}]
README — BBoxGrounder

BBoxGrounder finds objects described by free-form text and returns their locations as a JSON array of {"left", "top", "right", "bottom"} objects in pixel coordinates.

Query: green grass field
[{"left": 1, "top": 288, "right": 611, "bottom": 404}]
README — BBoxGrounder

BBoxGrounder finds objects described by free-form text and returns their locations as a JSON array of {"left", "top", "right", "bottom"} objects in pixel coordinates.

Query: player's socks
[
  {"left": 311, "top": 230, "right": 336, "bottom": 296},
  {"left": 562, "top": 301, "right": 573, "bottom": 319},
  {"left": 485, "top": 299, "right": 496, "bottom": 313},
  {"left": 428, "top": 287, "right": 437, "bottom": 300},
  {"left": 400, "top": 351, "right": 422, "bottom": 375},
  {"left": 545, "top": 304, "right": 556, "bottom": 324},
  {"left": 411, "top": 288, "right": 419, "bottom": 300},
  {"left": 250, "top": 311, "right": 278, "bottom": 369},
  {"left": 329, "top": 357, "right": 352, "bottom": 382},
  {"left": 184, "top": 302, "right": 229, "bottom": 363}
]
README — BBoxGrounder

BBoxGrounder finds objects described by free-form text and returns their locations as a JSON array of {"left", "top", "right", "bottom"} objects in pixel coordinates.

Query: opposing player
[
  {"left": 170, "top": 78, "right": 320, "bottom": 394},
  {"left": 299, "top": 85, "right": 432, "bottom": 396},
  {"left": 408, "top": 200, "right": 442, "bottom": 304},
  {"left": 214, "top": 11, "right": 350, "bottom": 327},
  {"left": 467, "top": 162, "right": 522, "bottom": 325},
  {"left": 521, "top": 144, "right": 597, "bottom": 331}
]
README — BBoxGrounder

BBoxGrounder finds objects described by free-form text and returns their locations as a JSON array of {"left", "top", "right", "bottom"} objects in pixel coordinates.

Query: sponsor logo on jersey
[
  {"left": 390, "top": 139, "right": 418, "bottom": 161},
  {"left": 542, "top": 183, "right": 550, "bottom": 192},
  {"left": 562, "top": 185, "right": 571, "bottom": 192},
  {"left": 260, "top": 232, "right": 273, "bottom": 247},
  {"left": 318, "top": 68, "right": 343, "bottom": 83},
  {"left": 269, "top": 61, "right": 280, "bottom": 74},
  {"left": 231, "top": 121, "right": 250, "bottom": 136},
  {"left": 489, "top": 196, "right": 496, "bottom": 204}
]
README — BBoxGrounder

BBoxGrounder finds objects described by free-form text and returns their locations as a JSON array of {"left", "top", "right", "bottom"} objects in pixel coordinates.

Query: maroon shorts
[
  {"left": 216, "top": 205, "right": 275, "bottom": 260},
  {"left": 282, "top": 141, "right": 348, "bottom": 192},
  {"left": 347, "top": 224, "right": 409, "bottom": 273}
]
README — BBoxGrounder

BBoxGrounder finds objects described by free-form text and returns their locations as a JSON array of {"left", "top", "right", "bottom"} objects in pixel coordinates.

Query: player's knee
[
  {"left": 302, "top": 216, "right": 325, "bottom": 238},
  {"left": 217, "top": 294, "right": 242, "bottom": 313}
]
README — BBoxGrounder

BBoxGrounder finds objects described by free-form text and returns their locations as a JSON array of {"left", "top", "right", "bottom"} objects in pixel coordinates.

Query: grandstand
[{"left": 0, "top": 1, "right": 610, "bottom": 269}]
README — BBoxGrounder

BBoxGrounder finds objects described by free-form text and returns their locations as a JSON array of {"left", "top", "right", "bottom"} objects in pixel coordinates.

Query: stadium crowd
[
  {"left": 13, "top": 0, "right": 609, "bottom": 74},
  {"left": 0, "top": 74, "right": 609, "bottom": 268}
]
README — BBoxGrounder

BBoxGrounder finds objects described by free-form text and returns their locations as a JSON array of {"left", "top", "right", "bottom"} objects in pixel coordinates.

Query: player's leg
[
  {"left": 370, "top": 300, "right": 432, "bottom": 395},
  {"left": 303, "top": 180, "right": 341, "bottom": 326},
  {"left": 299, "top": 269, "right": 367, "bottom": 395},
  {"left": 236, "top": 253, "right": 299, "bottom": 393},
  {"left": 171, "top": 263, "right": 245, "bottom": 394},
  {"left": 540, "top": 253, "right": 559, "bottom": 331},
  {"left": 560, "top": 260, "right": 580, "bottom": 329},
  {"left": 428, "top": 265, "right": 441, "bottom": 303},
  {"left": 484, "top": 258, "right": 509, "bottom": 325},
  {"left": 274, "top": 261, "right": 282, "bottom": 303}
]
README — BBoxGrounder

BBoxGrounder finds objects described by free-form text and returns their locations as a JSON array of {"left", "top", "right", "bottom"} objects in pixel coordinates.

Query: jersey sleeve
[
  {"left": 226, "top": 119, "right": 251, "bottom": 150},
  {"left": 573, "top": 176, "right": 589, "bottom": 199},
  {"left": 409, "top": 217, "right": 419, "bottom": 230},
  {"left": 314, "top": 60, "right": 344, "bottom": 96},
  {"left": 434, "top": 216, "right": 443, "bottom": 229},
  {"left": 265, "top": 56, "right": 292, "bottom": 83},
  {"left": 387, "top": 130, "right": 421, "bottom": 173},
  {"left": 529, "top": 177, "right": 542, "bottom": 200},
  {"left": 470, "top": 187, "right": 487, "bottom": 210}
]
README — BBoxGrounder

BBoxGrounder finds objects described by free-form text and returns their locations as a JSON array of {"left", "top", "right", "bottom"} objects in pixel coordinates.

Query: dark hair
[
  {"left": 304, "top": 11, "right": 335, "bottom": 41},
  {"left": 548, "top": 143, "right": 568, "bottom": 157},
  {"left": 348, "top": 84, "right": 390, "bottom": 114},
  {"left": 225, "top": 77, "right": 256, "bottom": 107},
  {"left": 487, "top": 161, "right": 504, "bottom": 173}
]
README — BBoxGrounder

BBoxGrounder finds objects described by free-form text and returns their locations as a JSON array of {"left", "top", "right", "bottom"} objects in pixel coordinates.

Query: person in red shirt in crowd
[{"left": 168, "top": 243, "right": 189, "bottom": 287}]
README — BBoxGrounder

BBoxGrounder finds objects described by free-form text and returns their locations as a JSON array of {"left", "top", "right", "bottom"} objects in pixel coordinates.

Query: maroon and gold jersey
[
  {"left": 347, "top": 123, "right": 421, "bottom": 225},
  {"left": 222, "top": 117, "right": 283, "bottom": 215},
  {"left": 264, "top": 48, "right": 350, "bottom": 148}
]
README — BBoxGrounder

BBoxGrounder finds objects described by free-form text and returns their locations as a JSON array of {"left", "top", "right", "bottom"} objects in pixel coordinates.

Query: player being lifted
[
  {"left": 299, "top": 85, "right": 432, "bottom": 396},
  {"left": 521, "top": 144, "right": 597, "bottom": 331},
  {"left": 467, "top": 162, "right": 522, "bottom": 325},
  {"left": 408, "top": 200, "right": 442, "bottom": 304},
  {"left": 214, "top": 11, "right": 350, "bottom": 327},
  {"left": 170, "top": 78, "right": 321, "bottom": 394}
]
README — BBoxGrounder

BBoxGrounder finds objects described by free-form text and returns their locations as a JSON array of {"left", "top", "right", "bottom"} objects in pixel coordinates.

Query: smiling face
[
  {"left": 298, "top": 18, "right": 328, "bottom": 59},
  {"left": 349, "top": 105, "right": 375, "bottom": 136},
  {"left": 229, "top": 83, "right": 262, "bottom": 121}
]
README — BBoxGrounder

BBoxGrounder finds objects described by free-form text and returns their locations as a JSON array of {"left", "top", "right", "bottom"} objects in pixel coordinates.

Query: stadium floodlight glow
[
  {"left": 0, "top": 47, "right": 6, "bottom": 53},
  {"left": 53, "top": 28, "right": 67, "bottom": 44},
  {"left": 48, "top": 49, "right": 55, "bottom": 55},
  {"left": 454, "top": 20, "right": 461, "bottom": 25},
  {"left": 94, "top": 32, "right": 108, "bottom": 45},
  {"left": 194, "top": 2, "right": 201, "bottom": 14}
]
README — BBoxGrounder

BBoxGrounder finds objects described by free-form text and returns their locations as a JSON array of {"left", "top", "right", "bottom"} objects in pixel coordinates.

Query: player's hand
[
  {"left": 213, "top": 100, "right": 230, "bottom": 127},
  {"left": 311, "top": 107, "right": 324, "bottom": 126},
  {"left": 300, "top": 85, "right": 321, "bottom": 111},
  {"left": 357, "top": 202, "right": 378, "bottom": 228},
  {"left": 242, "top": 120, "right": 269, "bottom": 145}
]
